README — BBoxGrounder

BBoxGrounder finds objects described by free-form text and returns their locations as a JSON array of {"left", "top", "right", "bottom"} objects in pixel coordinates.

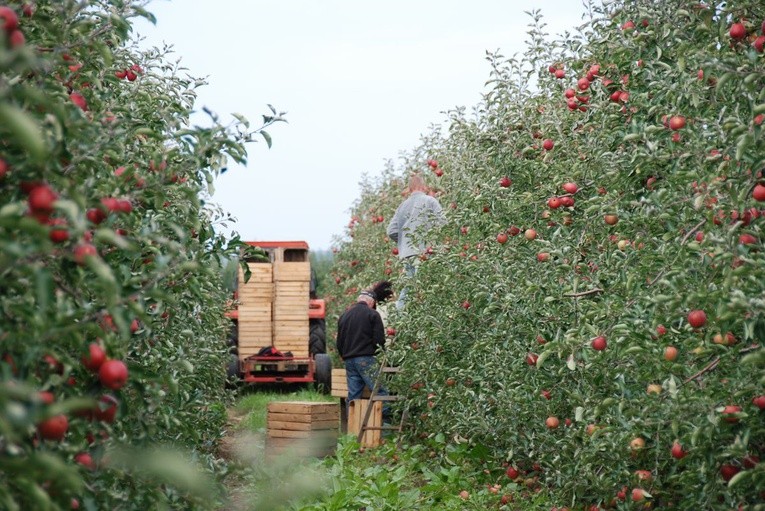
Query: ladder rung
[
  {"left": 381, "top": 367, "right": 400, "bottom": 373},
  {"left": 371, "top": 395, "right": 400, "bottom": 402},
  {"left": 361, "top": 425, "right": 400, "bottom": 431}
]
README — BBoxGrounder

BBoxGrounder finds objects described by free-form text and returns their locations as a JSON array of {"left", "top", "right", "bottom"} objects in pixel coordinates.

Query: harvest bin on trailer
[{"left": 227, "top": 241, "right": 330, "bottom": 390}]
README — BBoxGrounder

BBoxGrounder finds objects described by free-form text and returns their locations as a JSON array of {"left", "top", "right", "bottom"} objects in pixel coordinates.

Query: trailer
[{"left": 227, "top": 241, "right": 331, "bottom": 390}]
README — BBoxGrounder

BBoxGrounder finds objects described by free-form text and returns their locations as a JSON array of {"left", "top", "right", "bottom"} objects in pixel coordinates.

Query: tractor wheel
[
  {"left": 309, "top": 319, "right": 326, "bottom": 355},
  {"left": 226, "top": 354, "right": 240, "bottom": 382},
  {"left": 314, "top": 353, "right": 331, "bottom": 394}
]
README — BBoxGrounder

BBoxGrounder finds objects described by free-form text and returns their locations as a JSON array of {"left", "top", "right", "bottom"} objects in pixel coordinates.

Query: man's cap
[{"left": 359, "top": 290, "right": 376, "bottom": 301}]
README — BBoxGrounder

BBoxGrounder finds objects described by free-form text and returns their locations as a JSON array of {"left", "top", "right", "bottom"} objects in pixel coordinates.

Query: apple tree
[
  {"left": 326, "top": 0, "right": 765, "bottom": 508},
  {"left": 0, "top": 1, "right": 280, "bottom": 509}
]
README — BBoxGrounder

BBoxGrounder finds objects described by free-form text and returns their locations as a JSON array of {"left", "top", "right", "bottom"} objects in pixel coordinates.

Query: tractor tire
[
  {"left": 226, "top": 354, "right": 240, "bottom": 382},
  {"left": 314, "top": 353, "right": 331, "bottom": 394},
  {"left": 309, "top": 319, "right": 326, "bottom": 355}
]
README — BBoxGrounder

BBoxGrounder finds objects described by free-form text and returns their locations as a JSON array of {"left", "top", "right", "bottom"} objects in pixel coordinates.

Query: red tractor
[{"left": 227, "top": 241, "right": 330, "bottom": 390}]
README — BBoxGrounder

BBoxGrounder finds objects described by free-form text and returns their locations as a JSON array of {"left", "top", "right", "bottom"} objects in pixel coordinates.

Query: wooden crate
[
  {"left": 266, "top": 401, "right": 339, "bottom": 457},
  {"left": 240, "top": 263, "right": 273, "bottom": 284},
  {"left": 273, "top": 261, "right": 311, "bottom": 282},
  {"left": 238, "top": 303, "right": 272, "bottom": 359},
  {"left": 348, "top": 399, "right": 382, "bottom": 448},
  {"left": 330, "top": 368, "right": 372, "bottom": 399}
]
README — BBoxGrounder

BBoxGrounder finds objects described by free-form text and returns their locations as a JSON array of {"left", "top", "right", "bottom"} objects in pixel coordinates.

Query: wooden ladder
[{"left": 357, "top": 355, "right": 406, "bottom": 444}]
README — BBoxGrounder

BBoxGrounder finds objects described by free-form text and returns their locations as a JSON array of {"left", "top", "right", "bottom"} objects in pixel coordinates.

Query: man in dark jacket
[{"left": 336, "top": 284, "right": 391, "bottom": 409}]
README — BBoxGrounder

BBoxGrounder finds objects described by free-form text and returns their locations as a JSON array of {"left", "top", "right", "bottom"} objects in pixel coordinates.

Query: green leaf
[
  {"left": 261, "top": 130, "right": 272, "bottom": 148},
  {"left": 0, "top": 104, "right": 47, "bottom": 162}
]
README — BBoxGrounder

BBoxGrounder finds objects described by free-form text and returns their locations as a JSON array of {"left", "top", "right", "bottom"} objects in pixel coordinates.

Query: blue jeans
[
  {"left": 345, "top": 356, "right": 390, "bottom": 420},
  {"left": 395, "top": 258, "right": 417, "bottom": 310}
]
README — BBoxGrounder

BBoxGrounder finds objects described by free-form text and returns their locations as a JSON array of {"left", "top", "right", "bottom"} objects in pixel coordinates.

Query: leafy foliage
[
  {"left": 0, "top": 1, "right": 281, "bottom": 509},
  {"left": 326, "top": 1, "right": 765, "bottom": 508}
]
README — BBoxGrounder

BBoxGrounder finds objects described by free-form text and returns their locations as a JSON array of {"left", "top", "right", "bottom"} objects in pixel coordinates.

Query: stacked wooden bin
[
  {"left": 266, "top": 401, "right": 339, "bottom": 457},
  {"left": 237, "top": 263, "right": 273, "bottom": 359},
  {"left": 237, "top": 245, "right": 310, "bottom": 360},
  {"left": 272, "top": 251, "right": 310, "bottom": 357}
]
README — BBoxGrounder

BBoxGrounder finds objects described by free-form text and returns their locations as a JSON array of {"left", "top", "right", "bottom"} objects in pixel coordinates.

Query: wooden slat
[
  {"left": 268, "top": 412, "right": 339, "bottom": 423},
  {"left": 267, "top": 420, "right": 339, "bottom": 431},
  {"left": 267, "top": 425, "right": 338, "bottom": 438},
  {"left": 267, "top": 401, "right": 338, "bottom": 413}
]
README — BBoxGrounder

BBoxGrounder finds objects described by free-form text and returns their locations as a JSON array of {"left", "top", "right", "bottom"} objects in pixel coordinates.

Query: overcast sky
[{"left": 135, "top": 1, "right": 588, "bottom": 250}]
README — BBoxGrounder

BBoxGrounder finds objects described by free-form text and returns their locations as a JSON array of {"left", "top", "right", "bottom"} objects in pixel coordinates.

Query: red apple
[
  {"left": 545, "top": 416, "right": 560, "bottom": 429},
  {"left": 664, "top": 346, "right": 678, "bottom": 361},
  {"left": 753, "top": 395, "right": 765, "bottom": 410},
  {"left": 635, "top": 470, "right": 652, "bottom": 481},
  {"left": 74, "top": 452, "right": 95, "bottom": 470},
  {"left": 721, "top": 404, "right": 742, "bottom": 423},
  {"left": 631, "top": 488, "right": 646, "bottom": 502},
  {"left": 73, "top": 243, "right": 97, "bottom": 265},
  {"left": 547, "top": 197, "right": 561, "bottom": 209},
  {"left": 526, "top": 353, "right": 538, "bottom": 366},
  {"left": 99, "top": 359, "right": 128, "bottom": 390},
  {"left": 499, "top": 176, "right": 512, "bottom": 188},
  {"left": 729, "top": 22, "right": 747, "bottom": 40},
  {"left": 507, "top": 226, "right": 521, "bottom": 236},
  {"left": 656, "top": 324, "right": 667, "bottom": 336},
  {"left": 37, "top": 415, "right": 68, "bottom": 441},
  {"left": 524, "top": 229, "right": 537, "bottom": 240},
  {"left": 86, "top": 207, "right": 106, "bottom": 224},
  {"left": 0, "top": 6, "right": 19, "bottom": 32},
  {"left": 591, "top": 336, "right": 607, "bottom": 351},
  {"left": 542, "top": 139, "right": 554, "bottom": 151},
  {"left": 496, "top": 232, "right": 508, "bottom": 244},
  {"left": 8, "top": 29, "right": 24, "bottom": 47},
  {"left": 754, "top": 36, "right": 765, "bottom": 53},
  {"left": 687, "top": 309, "right": 707, "bottom": 328},
  {"left": 720, "top": 463, "right": 740, "bottom": 482},
  {"left": 739, "top": 233, "right": 757, "bottom": 245},
  {"left": 604, "top": 214, "right": 619, "bottom": 225},
  {"left": 70, "top": 92, "right": 88, "bottom": 111},
  {"left": 81, "top": 342, "right": 106, "bottom": 371},
  {"left": 49, "top": 221, "right": 69, "bottom": 243},
  {"left": 622, "top": 20, "right": 636, "bottom": 31},
  {"left": 461, "top": 300, "right": 471, "bottom": 310},
  {"left": 506, "top": 466, "right": 520, "bottom": 480},
  {"left": 28, "top": 184, "right": 58, "bottom": 214},
  {"left": 554, "top": 69, "right": 565, "bottom": 79},
  {"left": 564, "top": 88, "right": 575, "bottom": 98},
  {"left": 669, "top": 115, "right": 686, "bottom": 130},
  {"left": 537, "top": 252, "right": 550, "bottom": 262},
  {"left": 34, "top": 390, "right": 54, "bottom": 405},
  {"left": 94, "top": 395, "right": 118, "bottom": 423},
  {"left": 577, "top": 77, "right": 590, "bottom": 91},
  {"left": 562, "top": 182, "right": 578, "bottom": 194},
  {"left": 671, "top": 442, "right": 687, "bottom": 459}
]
